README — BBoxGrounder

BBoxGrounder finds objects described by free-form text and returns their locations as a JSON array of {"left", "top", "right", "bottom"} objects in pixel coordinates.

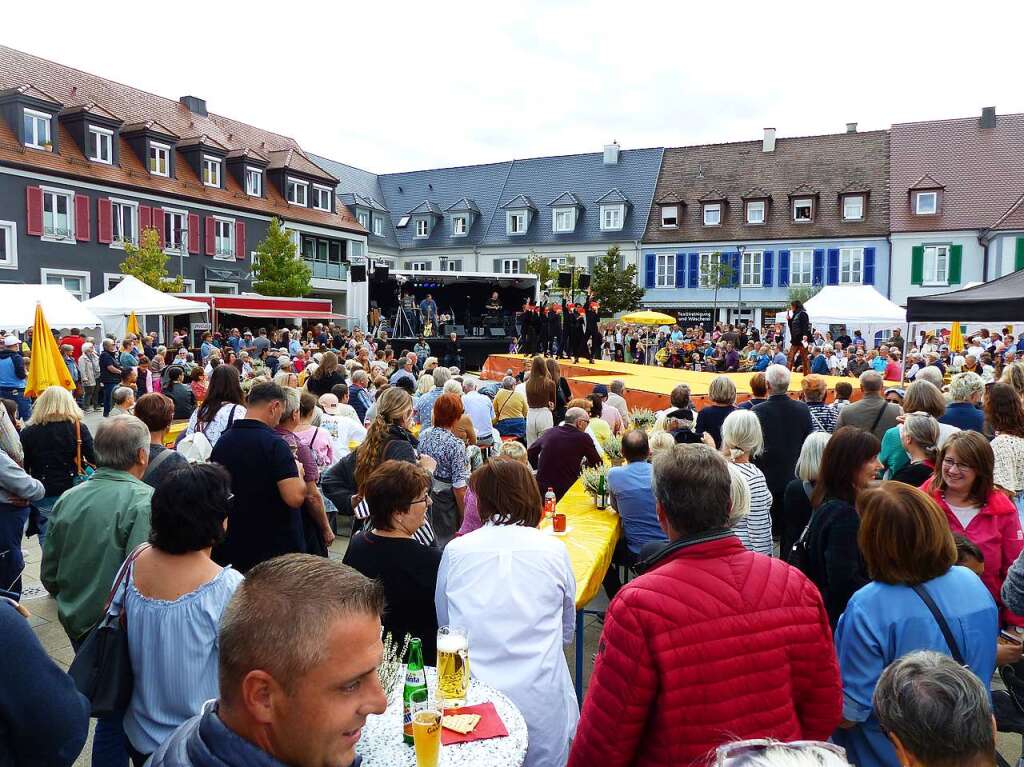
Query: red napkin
[{"left": 440, "top": 701, "right": 508, "bottom": 745}]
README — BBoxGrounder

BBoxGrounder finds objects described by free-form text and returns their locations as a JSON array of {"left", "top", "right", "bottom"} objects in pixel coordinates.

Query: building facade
[
  {"left": 0, "top": 45, "right": 366, "bottom": 314},
  {"left": 640, "top": 128, "right": 891, "bottom": 327}
]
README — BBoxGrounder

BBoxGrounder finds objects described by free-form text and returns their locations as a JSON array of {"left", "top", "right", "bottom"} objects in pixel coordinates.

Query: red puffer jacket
[{"left": 568, "top": 536, "right": 842, "bottom": 767}]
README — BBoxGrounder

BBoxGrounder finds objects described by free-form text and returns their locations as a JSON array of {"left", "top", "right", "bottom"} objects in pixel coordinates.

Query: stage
[
  {"left": 390, "top": 337, "right": 512, "bottom": 372},
  {"left": 482, "top": 354, "right": 886, "bottom": 411}
]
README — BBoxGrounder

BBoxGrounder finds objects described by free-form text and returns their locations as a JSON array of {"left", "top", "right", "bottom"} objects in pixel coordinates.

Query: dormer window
[
  {"left": 373, "top": 216, "right": 384, "bottom": 236},
  {"left": 703, "top": 203, "right": 722, "bottom": 226},
  {"left": 415, "top": 219, "right": 429, "bottom": 238},
  {"left": 286, "top": 178, "right": 308, "bottom": 206},
  {"left": 745, "top": 200, "right": 766, "bottom": 224},
  {"left": 841, "top": 194, "right": 865, "bottom": 221},
  {"left": 600, "top": 204, "right": 624, "bottom": 232},
  {"left": 507, "top": 211, "right": 526, "bottom": 235},
  {"left": 149, "top": 142, "right": 170, "bottom": 176},
  {"left": 23, "top": 109, "right": 51, "bottom": 149},
  {"left": 202, "top": 156, "right": 221, "bottom": 188},
  {"left": 245, "top": 167, "right": 263, "bottom": 197},
  {"left": 553, "top": 208, "right": 576, "bottom": 233},
  {"left": 87, "top": 126, "right": 113, "bottom": 164},
  {"left": 915, "top": 191, "right": 938, "bottom": 215},
  {"left": 452, "top": 215, "right": 468, "bottom": 236},
  {"left": 792, "top": 197, "right": 814, "bottom": 222},
  {"left": 357, "top": 211, "right": 369, "bottom": 228},
  {"left": 313, "top": 185, "right": 333, "bottom": 212},
  {"left": 660, "top": 205, "right": 678, "bottom": 228}
]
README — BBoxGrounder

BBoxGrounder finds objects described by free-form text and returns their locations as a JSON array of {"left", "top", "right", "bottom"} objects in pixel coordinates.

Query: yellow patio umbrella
[
  {"left": 25, "top": 302, "right": 74, "bottom": 397},
  {"left": 948, "top": 322, "right": 965, "bottom": 353},
  {"left": 125, "top": 311, "right": 141, "bottom": 336},
  {"left": 620, "top": 310, "right": 676, "bottom": 325}
]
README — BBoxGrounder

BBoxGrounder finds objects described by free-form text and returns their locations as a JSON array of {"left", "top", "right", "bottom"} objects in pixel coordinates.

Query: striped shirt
[
  {"left": 807, "top": 401, "right": 840, "bottom": 434},
  {"left": 731, "top": 461, "right": 774, "bottom": 556}
]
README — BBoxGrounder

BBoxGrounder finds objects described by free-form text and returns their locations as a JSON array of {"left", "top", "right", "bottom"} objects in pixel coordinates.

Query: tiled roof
[
  {"left": 908, "top": 173, "right": 944, "bottom": 190},
  {"left": 60, "top": 101, "right": 120, "bottom": 121},
  {"left": 0, "top": 45, "right": 361, "bottom": 234},
  {"left": 644, "top": 131, "right": 889, "bottom": 243},
  {"left": 308, "top": 154, "right": 399, "bottom": 249},
  {"left": 444, "top": 197, "right": 481, "bottom": 213},
  {"left": 990, "top": 193, "right": 1024, "bottom": 232},
  {"left": 0, "top": 83, "right": 59, "bottom": 104},
  {"left": 265, "top": 148, "right": 337, "bottom": 183},
  {"left": 890, "top": 112, "right": 1024, "bottom": 232},
  {"left": 407, "top": 200, "right": 445, "bottom": 216},
  {"left": 500, "top": 193, "right": 538, "bottom": 210},
  {"left": 120, "top": 120, "right": 178, "bottom": 138},
  {"left": 594, "top": 188, "right": 630, "bottom": 205},
  {"left": 741, "top": 186, "right": 771, "bottom": 199},
  {"left": 178, "top": 134, "right": 228, "bottom": 151},
  {"left": 548, "top": 191, "right": 583, "bottom": 207}
]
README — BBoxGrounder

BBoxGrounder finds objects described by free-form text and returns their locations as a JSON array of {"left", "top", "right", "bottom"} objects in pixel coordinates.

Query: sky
[{"left": 6, "top": 0, "right": 1023, "bottom": 174}]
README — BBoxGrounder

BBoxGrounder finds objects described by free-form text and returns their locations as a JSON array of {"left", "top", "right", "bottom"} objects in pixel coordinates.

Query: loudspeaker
[
  {"left": 557, "top": 271, "right": 572, "bottom": 289},
  {"left": 372, "top": 265, "right": 389, "bottom": 282},
  {"left": 488, "top": 327, "right": 506, "bottom": 338},
  {"left": 578, "top": 273, "right": 591, "bottom": 290},
  {"left": 351, "top": 265, "right": 367, "bottom": 282}
]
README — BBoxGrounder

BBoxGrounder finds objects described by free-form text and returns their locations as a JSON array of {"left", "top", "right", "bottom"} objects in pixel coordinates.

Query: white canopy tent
[
  {"left": 84, "top": 276, "right": 209, "bottom": 338},
  {"left": 804, "top": 285, "right": 906, "bottom": 346},
  {"left": 0, "top": 284, "right": 101, "bottom": 332}
]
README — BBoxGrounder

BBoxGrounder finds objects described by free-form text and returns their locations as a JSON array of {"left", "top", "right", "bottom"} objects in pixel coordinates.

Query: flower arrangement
[
  {"left": 629, "top": 408, "right": 657, "bottom": 430},
  {"left": 599, "top": 434, "right": 623, "bottom": 464},
  {"left": 581, "top": 464, "right": 609, "bottom": 497},
  {"left": 377, "top": 631, "right": 412, "bottom": 700}
]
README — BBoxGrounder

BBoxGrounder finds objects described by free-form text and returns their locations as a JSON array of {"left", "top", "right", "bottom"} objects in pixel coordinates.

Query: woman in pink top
[
  {"left": 884, "top": 352, "right": 903, "bottom": 382},
  {"left": 294, "top": 390, "right": 335, "bottom": 469}
]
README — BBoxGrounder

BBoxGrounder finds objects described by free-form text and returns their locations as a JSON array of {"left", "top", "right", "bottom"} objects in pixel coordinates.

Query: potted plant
[
  {"left": 629, "top": 408, "right": 656, "bottom": 431},
  {"left": 600, "top": 434, "right": 624, "bottom": 466},
  {"left": 581, "top": 465, "right": 609, "bottom": 499}
]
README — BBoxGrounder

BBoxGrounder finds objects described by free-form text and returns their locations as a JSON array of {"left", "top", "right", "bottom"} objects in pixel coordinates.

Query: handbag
[
  {"left": 73, "top": 420, "right": 94, "bottom": 485},
  {"left": 68, "top": 543, "right": 148, "bottom": 716}
]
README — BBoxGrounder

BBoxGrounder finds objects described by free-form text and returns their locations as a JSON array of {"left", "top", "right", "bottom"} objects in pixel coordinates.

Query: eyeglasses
[
  {"left": 942, "top": 457, "right": 974, "bottom": 473},
  {"left": 715, "top": 739, "right": 847, "bottom": 766},
  {"left": 411, "top": 495, "right": 431, "bottom": 507}
]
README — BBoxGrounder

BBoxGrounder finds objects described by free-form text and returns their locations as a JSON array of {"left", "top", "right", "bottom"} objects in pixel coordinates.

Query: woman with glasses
[
  {"left": 921, "top": 430, "right": 1024, "bottom": 625},
  {"left": 342, "top": 460, "right": 441, "bottom": 663}
]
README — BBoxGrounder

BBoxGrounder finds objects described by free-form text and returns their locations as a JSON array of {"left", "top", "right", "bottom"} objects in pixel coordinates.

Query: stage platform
[
  {"left": 482, "top": 354, "right": 886, "bottom": 411},
  {"left": 389, "top": 337, "right": 510, "bottom": 372}
]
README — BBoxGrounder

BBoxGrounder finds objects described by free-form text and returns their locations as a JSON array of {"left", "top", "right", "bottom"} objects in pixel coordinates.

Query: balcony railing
[{"left": 305, "top": 259, "right": 347, "bottom": 281}]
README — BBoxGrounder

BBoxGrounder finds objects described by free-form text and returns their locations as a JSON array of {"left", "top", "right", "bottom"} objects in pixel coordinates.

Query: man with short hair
[
  {"left": 109, "top": 385, "right": 135, "bottom": 416},
  {"left": 389, "top": 357, "right": 415, "bottom": 387},
  {"left": 165, "top": 365, "right": 197, "bottom": 421},
  {"left": 212, "top": 382, "right": 307, "bottom": 573},
  {"left": 461, "top": 377, "right": 495, "bottom": 447},
  {"left": 836, "top": 370, "right": 901, "bottom": 441},
  {"left": 150, "top": 554, "right": 388, "bottom": 767},
  {"left": 348, "top": 370, "right": 372, "bottom": 424},
  {"left": 568, "top": 444, "right": 841, "bottom": 766},
  {"left": 528, "top": 407, "right": 601, "bottom": 500},
  {"left": 607, "top": 380, "right": 629, "bottom": 421}
]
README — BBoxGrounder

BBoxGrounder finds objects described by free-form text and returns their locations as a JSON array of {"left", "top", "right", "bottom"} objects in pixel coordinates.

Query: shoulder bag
[
  {"left": 73, "top": 420, "right": 94, "bottom": 485},
  {"left": 911, "top": 583, "right": 965, "bottom": 665},
  {"left": 68, "top": 543, "right": 149, "bottom": 716}
]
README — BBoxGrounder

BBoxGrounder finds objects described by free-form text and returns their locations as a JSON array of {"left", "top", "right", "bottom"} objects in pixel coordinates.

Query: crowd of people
[{"left": 4, "top": 314, "right": 1024, "bottom": 767}]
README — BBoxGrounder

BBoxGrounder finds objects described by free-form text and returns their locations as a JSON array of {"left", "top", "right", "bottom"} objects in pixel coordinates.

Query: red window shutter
[
  {"left": 235, "top": 221, "right": 245, "bottom": 260},
  {"left": 97, "top": 198, "right": 113, "bottom": 244},
  {"left": 139, "top": 204, "right": 152, "bottom": 235},
  {"left": 74, "top": 194, "right": 91, "bottom": 241},
  {"left": 152, "top": 207, "right": 164, "bottom": 248},
  {"left": 188, "top": 213, "right": 200, "bottom": 255},
  {"left": 25, "top": 186, "right": 43, "bottom": 236},
  {"left": 205, "top": 216, "right": 215, "bottom": 256}
]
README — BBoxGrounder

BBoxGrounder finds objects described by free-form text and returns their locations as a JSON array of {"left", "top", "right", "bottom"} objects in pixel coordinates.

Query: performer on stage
[
  {"left": 546, "top": 302, "right": 561, "bottom": 357},
  {"left": 520, "top": 300, "right": 538, "bottom": 354},
  {"left": 560, "top": 298, "right": 574, "bottom": 360},
  {"left": 583, "top": 294, "right": 602, "bottom": 364},
  {"left": 571, "top": 304, "right": 586, "bottom": 364},
  {"left": 418, "top": 293, "right": 438, "bottom": 336},
  {"left": 400, "top": 289, "right": 419, "bottom": 335},
  {"left": 786, "top": 299, "right": 811, "bottom": 374},
  {"left": 486, "top": 290, "right": 503, "bottom": 314},
  {"left": 538, "top": 294, "right": 551, "bottom": 357}
]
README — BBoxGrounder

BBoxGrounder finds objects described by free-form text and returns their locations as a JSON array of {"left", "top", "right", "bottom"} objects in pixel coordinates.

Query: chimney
[
  {"left": 762, "top": 128, "right": 776, "bottom": 153},
  {"left": 981, "top": 106, "right": 996, "bottom": 129},
  {"left": 846, "top": 122, "right": 858, "bottom": 133},
  {"left": 179, "top": 95, "right": 208, "bottom": 117},
  {"left": 603, "top": 141, "right": 621, "bottom": 165}
]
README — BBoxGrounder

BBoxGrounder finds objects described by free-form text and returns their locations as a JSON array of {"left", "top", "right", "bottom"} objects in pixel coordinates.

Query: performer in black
[
  {"left": 786, "top": 299, "right": 812, "bottom": 374},
  {"left": 545, "top": 303, "right": 561, "bottom": 357},
  {"left": 560, "top": 297, "right": 574, "bottom": 360},
  {"left": 570, "top": 304, "right": 586, "bottom": 364},
  {"left": 443, "top": 332, "right": 464, "bottom": 370},
  {"left": 583, "top": 294, "right": 602, "bottom": 364},
  {"left": 486, "top": 290, "right": 503, "bottom": 314},
  {"left": 520, "top": 301, "right": 538, "bottom": 355},
  {"left": 537, "top": 295, "right": 551, "bottom": 357}
]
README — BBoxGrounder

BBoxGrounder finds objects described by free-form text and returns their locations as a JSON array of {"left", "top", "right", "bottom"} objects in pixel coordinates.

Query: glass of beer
[
  {"left": 412, "top": 706, "right": 442, "bottom": 767},
  {"left": 436, "top": 625, "right": 470, "bottom": 706}
]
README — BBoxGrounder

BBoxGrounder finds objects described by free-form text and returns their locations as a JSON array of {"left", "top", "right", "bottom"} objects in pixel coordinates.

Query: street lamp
[{"left": 736, "top": 244, "right": 746, "bottom": 325}]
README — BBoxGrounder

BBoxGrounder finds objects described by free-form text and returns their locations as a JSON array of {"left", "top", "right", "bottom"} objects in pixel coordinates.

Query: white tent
[
  {"left": 84, "top": 276, "right": 208, "bottom": 338},
  {"left": 804, "top": 285, "right": 906, "bottom": 346},
  {"left": 0, "top": 284, "right": 101, "bottom": 332}
]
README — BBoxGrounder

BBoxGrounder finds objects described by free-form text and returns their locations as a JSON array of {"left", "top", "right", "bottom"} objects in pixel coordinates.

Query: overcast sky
[{"left": 7, "top": 1, "right": 1023, "bottom": 174}]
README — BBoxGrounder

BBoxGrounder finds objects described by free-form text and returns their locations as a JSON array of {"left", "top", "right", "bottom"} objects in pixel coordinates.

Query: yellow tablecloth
[
  {"left": 540, "top": 476, "right": 622, "bottom": 609},
  {"left": 164, "top": 420, "right": 187, "bottom": 447}
]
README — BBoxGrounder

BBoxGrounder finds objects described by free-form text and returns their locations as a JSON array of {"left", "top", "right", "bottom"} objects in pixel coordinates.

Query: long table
[{"left": 538, "top": 475, "right": 621, "bottom": 703}]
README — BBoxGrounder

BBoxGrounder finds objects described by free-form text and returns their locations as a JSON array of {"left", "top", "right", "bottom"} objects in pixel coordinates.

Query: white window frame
[
  {"left": 842, "top": 194, "right": 864, "bottom": 221},
  {"left": 655, "top": 253, "right": 675, "bottom": 288},
  {"left": 547, "top": 256, "right": 568, "bottom": 271},
  {"left": 502, "top": 259, "right": 521, "bottom": 274},
  {"left": 923, "top": 245, "right": 950, "bottom": 286},
  {"left": 915, "top": 191, "right": 938, "bottom": 215},
  {"left": 40, "top": 268, "right": 90, "bottom": 300},
  {"left": 163, "top": 208, "right": 188, "bottom": 255},
  {"left": 553, "top": 207, "right": 576, "bottom": 233},
  {"left": 149, "top": 142, "right": 170, "bottom": 177},
  {"left": 451, "top": 215, "right": 468, "bottom": 236},
  {"left": 104, "top": 273, "right": 125, "bottom": 291},
  {"left": 792, "top": 197, "right": 814, "bottom": 222},
  {"left": 202, "top": 155, "right": 222, "bottom": 188},
  {"left": 41, "top": 186, "right": 75, "bottom": 242},
  {"left": 446, "top": 260, "right": 462, "bottom": 271},
  {"left": 286, "top": 177, "right": 308, "bottom": 206},
  {"left": 109, "top": 197, "right": 138, "bottom": 248},
  {"left": 790, "top": 248, "right": 814, "bottom": 287},
  {"left": 409, "top": 261, "right": 431, "bottom": 271},
  {"left": 703, "top": 203, "right": 721, "bottom": 226},
  {"left": 414, "top": 218, "right": 429, "bottom": 238},
  {"left": 373, "top": 215, "right": 384, "bottom": 236},
  {"left": 745, "top": 200, "right": 766, "bottom": 224},
  {"left": 839, "top": 247, "right": 864, "bottom": 285},
  {"left": 205, "top": 280, "right": 238, "bottom": 295},
  {"left": 357, "top": 210, "right": 369, "bottom": 228},
  {"left": 23, "top": 109, "right": 51, "bottom": 149},
  {"left": 179, "top": 278, "right": 197, "bottom": 293},
  {"left": 245, "top": 167, "right": 263, "bottom": 197},
  {"left": 660, "top": 205, "right": 678, "bottom": 228},
  {"left": 506, "top": 211, "right": 527, "bottom": 235},
  {"left": 741, "top": 250, "right": 764, "bottom": 288},
  {"left": 213, "top": 216, "right": 235, "bottom": 260},
  {"left": 87, "top": 125, "right": 113, "bottom": 164},
  {"left": 600, "top": 204, "right": 625, "bottom": 232},
  {"left": 313, "top": 185, "right": 333, "bottom": 211},
  {"left": 698, "top": 252, "right": 721, "bottom": 288},
  {"left": 0, "top": 220, "right": 18, "bottom": 269}
]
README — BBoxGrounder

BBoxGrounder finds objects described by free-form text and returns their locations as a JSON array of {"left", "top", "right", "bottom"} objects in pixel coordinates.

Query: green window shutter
[
  {"left": 911, "top": 245, "right": 924, "bottom": 285},
  {"left": 948, "top": 244, "right": 963, "bottom": 284},
  {"left": 1015, "top": 237, "right": 1024, "bottom": 271}
]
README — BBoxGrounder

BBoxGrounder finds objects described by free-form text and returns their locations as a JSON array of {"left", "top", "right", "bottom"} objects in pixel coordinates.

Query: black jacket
[
  {"left": 803, "top": 498, "right": 869, "bottom": 626},
  {"left": 788, "top": 310, "right": 811, "bottom": 343},
  {"left": 166, "top": 381, "right": 197, "bottom": 421},
  {"left": 21, "top": 421, "right": 96, "bottom": 496},
  {"left": 306, "top": 370, "right": 346, "bottom": 397},
  {"left": 752, "top": 395, "right": 813, "bottom": 496}
]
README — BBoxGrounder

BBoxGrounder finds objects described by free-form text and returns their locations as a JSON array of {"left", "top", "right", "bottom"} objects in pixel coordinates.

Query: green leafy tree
[
  {"left": 589, "top": 246, "right": 645, "bottom": 315},
  {"left": 700, "top": 252, "right": 734, "bottom": 321},
  {"left": 788, "top": 285, "right": 821, "bottom": 305},
  {"left": 119, "top": 227, "right": 184, "bottom": 292},
  {"left": 526, "top": 250, "right": 576, "bottom": 298},
  {"left": 251, "top": 218, "right": 311, "bottom": 297}
]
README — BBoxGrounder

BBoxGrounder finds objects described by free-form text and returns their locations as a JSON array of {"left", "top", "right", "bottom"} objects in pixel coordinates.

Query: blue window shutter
[
  {"left": 779, "top": 249, "right": 790, "bottom": 287},
  {"left": 863, "top": 246, "right": 876, "bottom": 285},
  {"left": 674, "top": 252, "right": 686, "bottom": 288},
  {"left": 813, "top": 249, "right": 825, "bottom": 285},
  {"left": 763, "top": 250, "right": 774, "bottom": 287},
  {"left": 688, "top": 252, "right": 698, "bottom": 289},
  {"left": 730, "top": 251, "right": 740, "bottom": 287},
  {"left": 826, "top": 248, "right": 840, "bottom": 285},
  {"left": 645, "top": 252, "right": 656, "bottom": 289}
]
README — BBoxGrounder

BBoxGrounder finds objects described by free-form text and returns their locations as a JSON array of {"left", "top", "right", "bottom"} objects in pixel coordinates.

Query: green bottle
[
  {"left": 402, "top": 638, "right": 427, "bottom": 745},
  {"left": 596, "top": 472, "right": 608, "bottom": 509}
]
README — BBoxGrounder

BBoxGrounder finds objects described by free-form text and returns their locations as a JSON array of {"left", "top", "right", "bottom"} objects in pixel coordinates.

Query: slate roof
[
  {"left": 548, "top": 191, "right": 583, "bottom": 207},
  {"left": 407, "top": 200, "right": 445, "bottom": 216},
  {"left": 644, "top": 131, "right": 890, "bottom": 243},
  {"left": 309, "top": 153, "right": 399, "bottom": 249},
  {"left": 890, "top": 112, "right": 1024, "bottom": 232},
  {"left": 594, "top": 188, "right": 630, "bottom": 205},
  {"left": 445, "top": 197, "right": 481, "bottom": 213}
]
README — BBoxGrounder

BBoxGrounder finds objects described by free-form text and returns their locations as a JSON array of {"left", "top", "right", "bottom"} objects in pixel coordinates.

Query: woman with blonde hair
[
  {"left": 1001, "top": 361, "right": 1024, "bottom": 399},
  {"left": 525, "top": 355, "right": 554, "bottom": 445},
  {"left": 21, "top": 386, "right": 96, "bottom": 548},
  {"left": 414, "top": 373, "right": 434, "bottom": 396},
  {"left": 716, "top": 409, "right": 772, "bottom": 555}
]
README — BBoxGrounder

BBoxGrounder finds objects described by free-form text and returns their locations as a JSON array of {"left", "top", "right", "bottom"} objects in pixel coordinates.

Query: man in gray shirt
[
  {"left": 836, "top": 370, "right": 901, "bottom": 441},
  {"left": 253, "top": 328, "right": 271, "bottom": 358}
]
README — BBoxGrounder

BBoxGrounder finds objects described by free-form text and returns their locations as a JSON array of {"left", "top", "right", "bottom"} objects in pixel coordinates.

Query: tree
[
  {"left": 251, "top": 218, "right": 311, "bottom": 297},
  {"left": 700, "top": 252, "right": 734, "bottom": 322},
  {"left": 525, "top": 250, "right": 576, "bottom": 299},
  {"left": 119, "top": 227, "right": 184, "bottom": 292},
  {"left": 589, "top": 246, "right": 645, "bottom": 315},
  {"left": 788, "top": 285, "right": 821, "bottom": 305}
]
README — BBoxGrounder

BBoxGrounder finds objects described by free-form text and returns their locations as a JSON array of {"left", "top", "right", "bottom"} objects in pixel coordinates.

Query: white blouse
[
  {"left": 993, "top": 433, "right": 1024, "bottom": 493},
  {"left": 185, "top": 403, "right": 246, "bottom": 448}
]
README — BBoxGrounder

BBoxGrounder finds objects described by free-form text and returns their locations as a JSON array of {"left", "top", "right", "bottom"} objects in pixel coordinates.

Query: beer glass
[
  {"left": 436, "top": 625, "right": 470, "bottom": 705},
  {"left": 412, "top": 706, "right": 442, "bottom": 767}
]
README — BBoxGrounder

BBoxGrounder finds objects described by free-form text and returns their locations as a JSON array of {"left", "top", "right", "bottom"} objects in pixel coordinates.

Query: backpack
[{"left": 177, "top": 405, "right": 237, "bottom": 463}]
